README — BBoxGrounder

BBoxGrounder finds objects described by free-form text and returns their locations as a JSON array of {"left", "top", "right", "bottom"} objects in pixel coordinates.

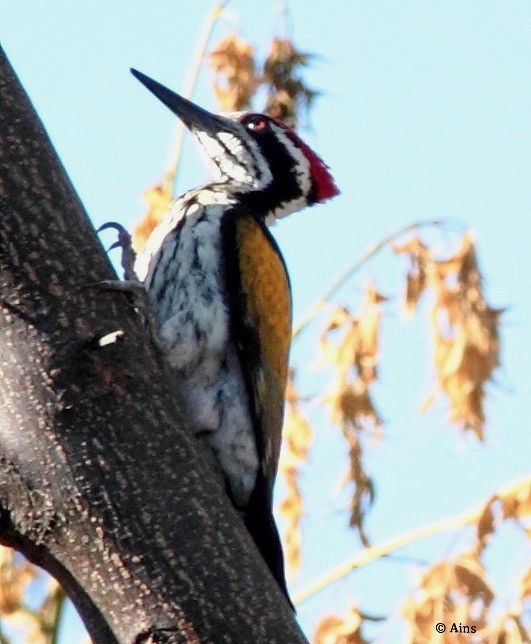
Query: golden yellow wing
[{"left": 222, "top": 208, "right": 292, "bottom": 498}]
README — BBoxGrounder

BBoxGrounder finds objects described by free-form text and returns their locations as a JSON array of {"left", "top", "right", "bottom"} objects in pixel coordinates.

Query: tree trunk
[{"left": 0, "top": 45, "right": 306, "bottom": 644}]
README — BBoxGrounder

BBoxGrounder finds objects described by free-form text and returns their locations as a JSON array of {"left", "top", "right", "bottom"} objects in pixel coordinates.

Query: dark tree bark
[{"left": 0, "top": 46, "right": 306, "bottom": 644}]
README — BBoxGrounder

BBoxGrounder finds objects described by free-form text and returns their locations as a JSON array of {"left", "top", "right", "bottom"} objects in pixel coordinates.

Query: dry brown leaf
[
  {"left": 397, "top": 233, "right": 502, "bottom": 439},
  {"left": 209, "top": 34, "right": 258, "bottom": 112},
  {"left": 278, "top": 370, "right": 314, "bottom": 575},
  {"left": 394, "top": 236, "right": 431, "bottom": 315},
  {"left": 132, "top": 183, "right": 173, "bottom": 253},
  {"left": 500, "top": 480, "right": 531, "bottom": 523},
  {"left": 320, "top": 284, "right": 385, "bottom": 394},
  {"left": 393, "top": 236, "right": 431, "bottom": 258},
  {"left": 262, "top": 38, "right": 318, "bottom": 126},
  {"left": 333, "top": 381, "right": 381, "bottom": 430},
  {"left": 405, "top": 268, "right": 427, "bottom": 316},
  {"left": 403, "top": 551, "right": 497, "bottom": 643},
  {"left": 477, "top": 612, "right": 531, "bottom": 644},
  {"left": 397, "top": 233, "right": 502, "bottom": 438},
  {"left": 323, "top": 306, "right": 352, "bottom": 334},
  {"left": 0, "top": 546, "right": 64, "bottom": 643},
  {"left": 318, "top": 283, "right": 385, "bottom": 542},
  {"left": 279, "top": 465, "right": 304, "bottom": 574},
  {"left": 475, "top": 496, "right": 497, "bottom": 550},
  {"left": 283, "top": 403, "right": 313, "bottom": 463},
  {"left": 313, "top": 606, "right": 370, "bottom": 644},
  {"left": 453, "top": 553, "right": 495, "bottom": 604},
  {"left": 37, "top": 580, "right": 66, "bottom": 642},
  {"left": 344, "top": 430, "right": 374, "bottom": 546},
  {"left": 0, "top": 548, "right": 37, "bottom": 616},
  {"left": 2, "top": 609, "right": 45, "bottom": 643},
  {"left": 0, "top": 548, "right": 74, "bottom": 642},
  {"left": 474, "top": 481, "right": 531, "bottom": 554},
  {"left": 519, "top": 566, "right": 531, "bottom": 600}
]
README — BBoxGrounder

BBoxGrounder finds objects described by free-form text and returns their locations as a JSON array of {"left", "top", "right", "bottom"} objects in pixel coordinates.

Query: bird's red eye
[{"left": 246, "top": 116, "right": 269, "bottom": 132}]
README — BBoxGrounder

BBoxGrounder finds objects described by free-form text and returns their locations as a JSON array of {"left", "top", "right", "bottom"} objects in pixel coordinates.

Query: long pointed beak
[{"left": 131, "top": 68, "right": 229, "bottom": 135}]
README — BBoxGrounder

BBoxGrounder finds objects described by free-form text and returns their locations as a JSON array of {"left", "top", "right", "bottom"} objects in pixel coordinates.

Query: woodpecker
[{"left": 130, "top": 69, "right": 339, "bottom": 602}]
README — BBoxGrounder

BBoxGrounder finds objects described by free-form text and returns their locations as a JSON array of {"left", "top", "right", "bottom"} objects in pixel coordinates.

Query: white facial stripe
[
  {"left": 197, "top": 127, "right": 273, "bottom": 190},
  {"left": 217, "top": 132, "right": 258, "bottom": 184},
  {"left": 218, "top": 132, "right": 246, "bottom": 158},
  {"left": 196, "top": 133, "right": 225, "bottom": 181},
  {"left": 193, "top": 117, "right": 315, "bottom": 223},
  {"left": 271, "top": 195, "right": 308, "bottom": 222}
]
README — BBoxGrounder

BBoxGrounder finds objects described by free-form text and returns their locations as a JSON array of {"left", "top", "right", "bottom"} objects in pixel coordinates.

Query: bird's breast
[
  {"left": 144, "top": 203, "right": 230, "bottom": 367},
  {"left": 140, "top": 199, "right": 260, "bottom": 507}
]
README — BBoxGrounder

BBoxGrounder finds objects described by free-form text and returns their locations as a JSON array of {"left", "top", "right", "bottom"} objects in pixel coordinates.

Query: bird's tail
[{"left": 244, "top": 487, "right": 294, "bottom": 610}]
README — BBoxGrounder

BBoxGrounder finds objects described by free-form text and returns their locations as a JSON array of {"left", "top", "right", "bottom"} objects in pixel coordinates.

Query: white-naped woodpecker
[{"left": 130, "top": 68, "right": 339, "bottom": 604}]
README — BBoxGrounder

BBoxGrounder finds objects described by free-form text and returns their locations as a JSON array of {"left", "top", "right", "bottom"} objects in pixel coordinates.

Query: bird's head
[{"left": 131, "top": 69, "right": 339, "bottom": 222}]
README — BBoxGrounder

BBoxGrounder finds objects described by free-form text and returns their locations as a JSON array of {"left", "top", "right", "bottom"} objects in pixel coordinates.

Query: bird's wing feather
[{"left": 222, "top": 207, "right": 292, "bottom": 500}]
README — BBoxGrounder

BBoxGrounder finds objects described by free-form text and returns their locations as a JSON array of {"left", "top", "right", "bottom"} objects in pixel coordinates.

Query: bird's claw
[
  {"left": 95, "top": 222, "right": 160, "bottom": 340},
  {"left": 97, "top": 221, "right": 138, "bottom": 281}
]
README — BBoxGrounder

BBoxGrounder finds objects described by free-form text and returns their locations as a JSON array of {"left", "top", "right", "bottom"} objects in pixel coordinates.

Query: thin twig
[
  {"left": 163, "top": 1, "right": 229, "bottom": 197},
  {"left": 49, "top": 586, "right": 66, "bottom": 644},
  {"left": 293, "top": 511, "right": 472, "bottom": 606},
  {"left": 292, "top": 474, "right": 530, "bottom": 606},
  {"left": 292, "top": 219, "right": 447, "bottom": 341},
  {"left": 273, "top": 1, "right": 294, "bottom": 40}
]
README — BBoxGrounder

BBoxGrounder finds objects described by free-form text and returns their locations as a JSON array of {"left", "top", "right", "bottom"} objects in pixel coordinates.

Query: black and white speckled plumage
[
  {"left": 136, "top": 189, "right": 260, "bottom": 508},
  {"left": 131, "top": 69, "right": 339, "bottom": 603}
]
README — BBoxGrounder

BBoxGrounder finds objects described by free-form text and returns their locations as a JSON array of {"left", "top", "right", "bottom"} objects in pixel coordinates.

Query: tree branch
[{"left": 0, "top": 45, "right": 305, "bottom": 643}]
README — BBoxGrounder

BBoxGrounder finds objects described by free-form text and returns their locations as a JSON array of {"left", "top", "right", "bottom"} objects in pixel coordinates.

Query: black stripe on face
[
  {"left": 238, "top": 135, "right": 264, "bottom": 181},
  {"left": 237, "top": 128, "right": 305, "bottom": 217}
]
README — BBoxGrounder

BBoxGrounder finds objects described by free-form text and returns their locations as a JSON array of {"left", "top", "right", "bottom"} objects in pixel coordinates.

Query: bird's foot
[
  {"left": 94, "top": 222, "right": 160, "bottom": 339},
  {"left": 98, "top": 221, "right": 138, "bottom": 281}
]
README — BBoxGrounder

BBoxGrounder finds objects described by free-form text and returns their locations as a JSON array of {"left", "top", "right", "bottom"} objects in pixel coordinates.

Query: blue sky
[{"left": 2, "top": 2, "right": 530, "bottom": 641}]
